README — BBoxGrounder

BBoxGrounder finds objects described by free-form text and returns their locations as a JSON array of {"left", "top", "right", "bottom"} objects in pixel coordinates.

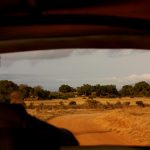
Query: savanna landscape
[
  {"left": 1, "top": 80, "right": 149, "bottom": 146},
  {"left": 25, "top": 97, "right": 150, "bottom": 146}
]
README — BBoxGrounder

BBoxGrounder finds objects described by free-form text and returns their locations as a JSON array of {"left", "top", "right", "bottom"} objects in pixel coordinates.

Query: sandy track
[{"left": 48, "top": 113, "right": 140, "bottom": 146}]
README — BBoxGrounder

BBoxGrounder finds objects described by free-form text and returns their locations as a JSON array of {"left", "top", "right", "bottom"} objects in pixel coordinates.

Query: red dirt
[{"left": 48, "top": 113, "right": 141, "bottom": 146}]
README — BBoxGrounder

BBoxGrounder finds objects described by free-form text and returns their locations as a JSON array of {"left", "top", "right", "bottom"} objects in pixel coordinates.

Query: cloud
[
  {"left": 98, "top": 73, "right": 150, "bottom": 87},
  {"left": 1, "top": 49, "right": 147, "bottom": 67},
  {"left": 106, "top": 49, "right": 147, "bottom": 58},
  {"left": 0, "top": 49, "right": 99, "bottom": 66},
  {"left": 128, "top": 74, "right": 150, "bottom": 81},
  {"left": 1, "top": 49, "right": 147, "bottom": 61},
  {"left": 1, "top": 50, "right": 72, "bottom": 66}
]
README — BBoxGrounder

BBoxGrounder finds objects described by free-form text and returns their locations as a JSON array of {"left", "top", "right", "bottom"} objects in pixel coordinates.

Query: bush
[
  {"left": 28, "top": 102, "right": 35, "bottom": 109},
  {"left": 69, "top": 101, "right": 77, "bottom": 106},
  {"left": 82, "top": 96, "right": 87, "bottom": 99},
  {"left": 86, "top": 99, "right": 99, "bottom": 108},
  {"left": 105, "top": 102, "right": 114, "bottom": 109},
  {"left": 36, "top": 103, "right": 45, "bottom": 111},
  {"left": 49, "top": 92, "right": 75, "bottom": 100},
  {"left": 123, "top": 102, "right": 130, "bottom": 107},
  {"left": 97, "top": 102, "right": 105, "bottom": 109},
  {"left": 114, "top": 101, "right": 122, "bottom": 108},
  {"left": 130, "top": 96, "right": 134, "bottom": 98},
  {"left": 46, "top": 105, "right": 53, "bottom": 110},
  {"left": 136, "top": 101, "right": 145, "bottom": 107},
  {"left": 59, "top": 101, "right": 64, "bottom": 106},
  {"left": 88, "top": 95, "right": 94, "bottom": 99},
  {"left": 60, "top": 94, "right": 68, "bottom": 100}
]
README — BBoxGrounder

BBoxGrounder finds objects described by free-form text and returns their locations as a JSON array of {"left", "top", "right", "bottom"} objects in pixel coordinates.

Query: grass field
[
  {"left": 25, "top": 97, "right": 150, "bottom": 145},
  {"left": 25, "top": 97, "right": 150, "bottom": 106},
  {"left": 94, "top": 107, "right": 150, "bottom": 145},
  {"left": 25, "top": 97, "right": 150, "bottom": 121}
]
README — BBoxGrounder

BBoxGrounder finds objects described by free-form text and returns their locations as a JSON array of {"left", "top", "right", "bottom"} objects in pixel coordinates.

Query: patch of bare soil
[
  {"left": 48, "top": 109, "right": 148, "bottom": 146},
  {"left": 27, "top": 106, "right": 150, "bottom": 146}
]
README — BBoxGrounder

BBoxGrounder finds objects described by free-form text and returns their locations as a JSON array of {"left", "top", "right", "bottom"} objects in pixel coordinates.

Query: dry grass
[
  {"left": 94, "top": 107, "right": 150, "bottom": 145},
  {"left": 25, "top": 97, "right": 150, "bottom": 108},
  {"left": 25, "top": 97, "right": 150, "bottom": 145},
  {"left": 70, "top": 97, "right": 150, "bottom": 105},
  {"left": 25, "top": 97, "right": 150, "bottom": 121},
  {"left": 94, "top": 97, "right": 150, "bottom": 105},
  {"left": 25, "top": 97, "right": 150, "bottom": 106},
  {"left": 27, "top": 108, "right": 99, "bottom": 121}
]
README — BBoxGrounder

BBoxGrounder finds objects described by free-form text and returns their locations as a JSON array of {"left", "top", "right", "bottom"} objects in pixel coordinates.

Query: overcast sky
[{"left": 0, "top": 49, "right": 150, "bottom": 91}]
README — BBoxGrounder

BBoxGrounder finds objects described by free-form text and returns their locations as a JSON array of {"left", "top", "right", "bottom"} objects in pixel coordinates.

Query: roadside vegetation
[
  {"left": 1, "top": 80, "right": 149, "bottom": 145},
  {"left": 0, "top": 80, "right": 150, "bottom": 119},
  {"left": 1, "top": 80, "right": 150, "bottom": 104}
]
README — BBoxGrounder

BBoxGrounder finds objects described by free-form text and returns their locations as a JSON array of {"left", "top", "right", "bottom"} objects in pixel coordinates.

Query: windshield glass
[{"left": 0, "top": 49, "right": 150, "bottom": 146}]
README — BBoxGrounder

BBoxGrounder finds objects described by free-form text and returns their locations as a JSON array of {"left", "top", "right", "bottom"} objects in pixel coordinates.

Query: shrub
[
  {"left": 69, "top": 101, "right": 77, "bottom": 106},
  {"left": 82, "top": 96, "right": 87, "bottom": 99},
  {"left": 28, "top": 102, "right": 35, "bottom": 109},
  {"left": 58, "top": 101, "right": 65, "bottom": 109},
  {"left": 66, "top": 92, "right": 75, "bottom": 98},
  {"left": 130, "top": 96, "right": 134, "bottom": 98},
  {"left": 49, "top": 92, "right": 75, "bottom": 100},
  {"left": 97, "top": 102, "right": 105, "bottom": 109},
  {"left": 113, "top": 101, "right": 122, "bottom": 108},
  {"left": 59, "top": 101, "right": 64, "bottom": 106},
  {"left": 105, "top": 102, "right": 114, "bottom": 109},
  {"left": 88, "top": 95, "right": 94, "bottom": 99},
  {"left": 60, "top": 94, "right": 68, "bottom": 100},
  {"left": 123, "top": 102, "right": 130, "bottom": 107},
  {"left": 37, "top": 103, "right": 45, "bottom": 111},
  {"left": 136, "top": 101, "right": 145, "bottom": 107},
  {"left": 86, "top": 99, "right": 99, "bottom": 108},
  {"left": 46, "top": 105, "right": 53, "bottom": 110}
]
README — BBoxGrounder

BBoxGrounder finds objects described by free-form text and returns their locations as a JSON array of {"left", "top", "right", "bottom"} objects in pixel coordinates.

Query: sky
[{"left": 0, "top": 49, "right": 150, "bottom": 91}]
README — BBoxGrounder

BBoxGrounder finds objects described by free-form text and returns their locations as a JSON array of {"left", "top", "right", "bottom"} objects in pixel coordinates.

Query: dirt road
[{"left": 48, "top": 113, "right": 140, "bottom": 146}]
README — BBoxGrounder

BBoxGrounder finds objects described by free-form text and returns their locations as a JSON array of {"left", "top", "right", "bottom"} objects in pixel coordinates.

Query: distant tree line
[{"left": 1, "top": 80, "right": 150, "bottom": 103}]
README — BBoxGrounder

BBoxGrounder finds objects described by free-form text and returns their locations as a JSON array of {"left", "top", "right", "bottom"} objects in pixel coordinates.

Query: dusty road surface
[{"left": 48, "top": 113, "right": 140, "bottom": 146}]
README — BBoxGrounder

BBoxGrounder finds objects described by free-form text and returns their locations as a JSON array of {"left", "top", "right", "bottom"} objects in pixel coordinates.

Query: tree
[
  {"left": 76, "top": 84, "right": 93, "bottom": 96},
  {"left": 106, "top": 85, "right": 119, "bottom": 98},
  {"left": 133, "top": 81, "right": 150, "bottom": 97},
  {"left": 19, "top": 84, "right": 32, "bottom": 99},
  {"left": 120, "top": 85, "right": 133, "bottom": 97},
  {"left": 93, "top": 84, "right": 101, "bottom": 96},
  {"left": 32, "top": 86, "right": 50, "bottom": 100},
  {"left": 0, "top": 80, "right": 18, "bottom": 103},
  {"left": 59, "top": 84, "right": 74, "bottom": 93},
  {"left": 97, "top": 85, "right": 118, "bottom": 98}
]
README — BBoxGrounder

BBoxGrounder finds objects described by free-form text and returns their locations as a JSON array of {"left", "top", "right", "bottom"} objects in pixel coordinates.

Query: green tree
[
  {"left": 19, "top": 84, "right": 32, "bottom": 99},
  {"left": 76, "top": 84, "right": 93, "bottom": 96},
  {"left": 98, "top": 85, "right": 118, "bottom": 98},
  {"left": 33, "top": 86, "right": 50, "bottom": 100},
  {"left": 133, "top": 81, "right": 150, "bottom": 97},
  {"left": 120, "top": 85, "right": 133, "bottom": 97},
  {"left": 93, "top": 84, "right": 101, "bottom": 96},
  {"left": 59, "top": 84, "right": 74, "bottom": 93},
  {"left": 0, "top": 80, "right": 18, "bottom": 103},
  {"left": 49, "top": 92, "right": 61, "bottom": 99}
]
